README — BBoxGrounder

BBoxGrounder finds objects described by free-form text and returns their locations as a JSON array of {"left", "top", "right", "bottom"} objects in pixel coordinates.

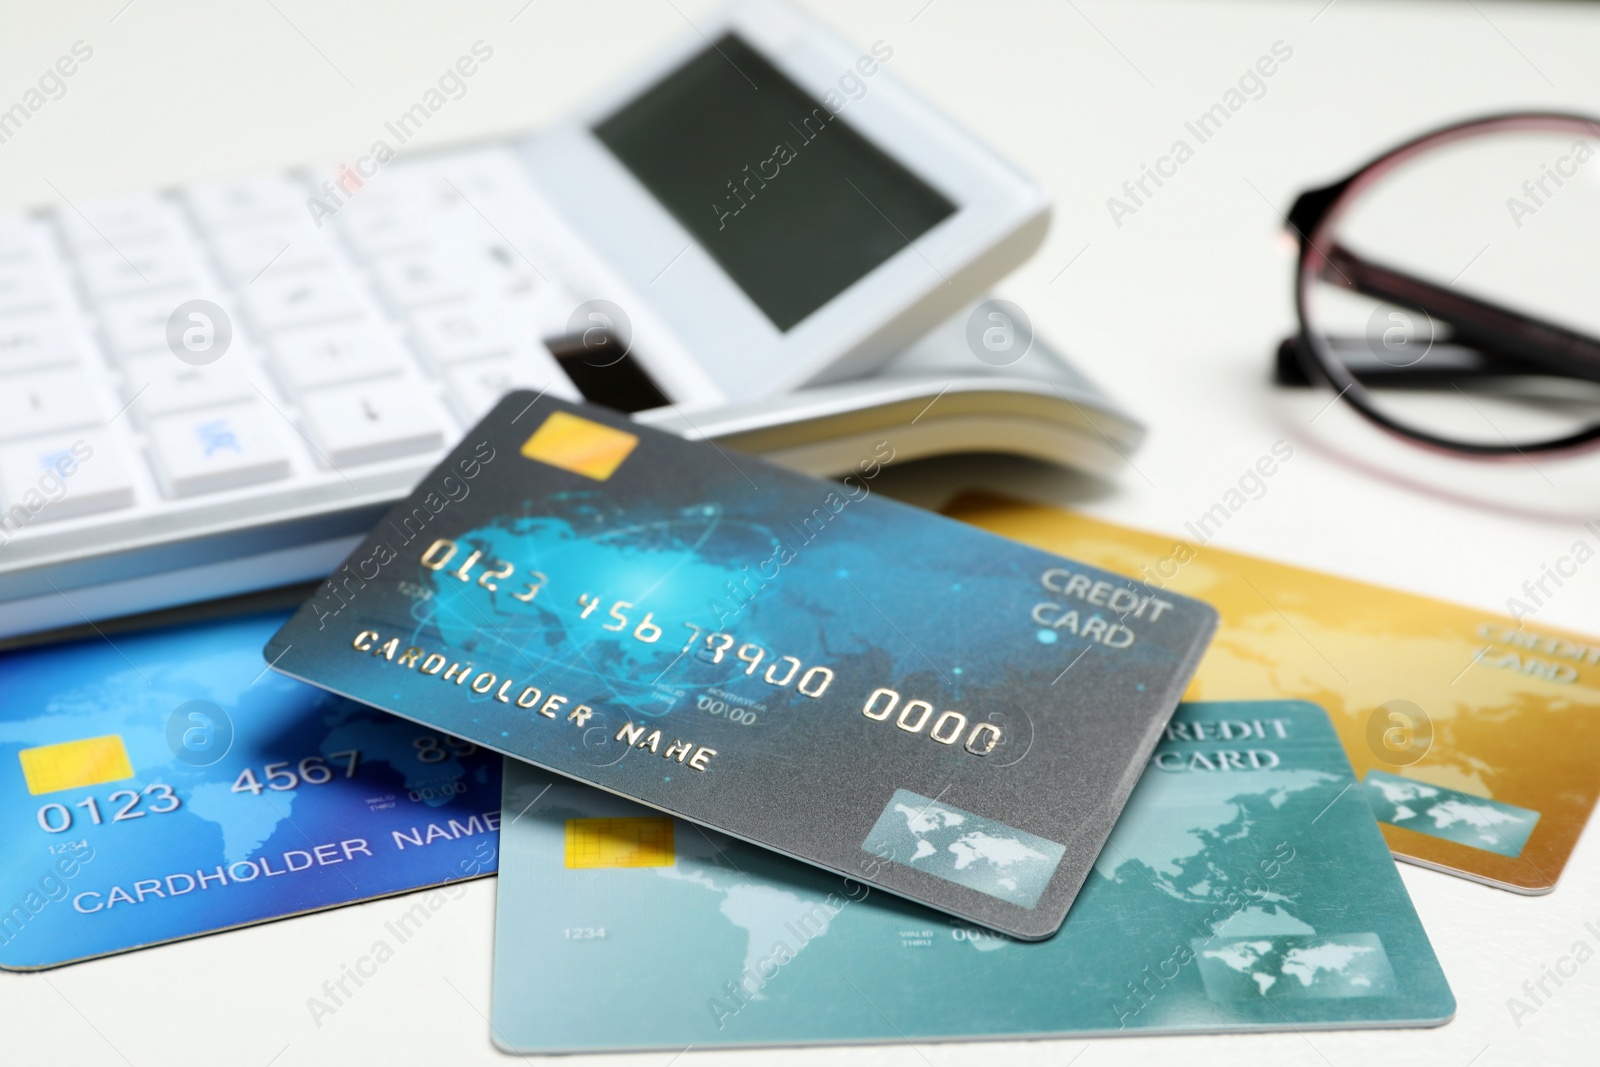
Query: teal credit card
[
  {"left": 490, "top": 701, "right": 1454, "bottom": 1051},
  {"left": 0, "top": 611, "right": 501, "bottom": 970}
]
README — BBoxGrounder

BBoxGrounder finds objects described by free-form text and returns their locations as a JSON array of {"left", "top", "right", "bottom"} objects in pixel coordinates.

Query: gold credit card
[{"left": 948, "top": 493, "right": 1600, "bottom": 894}]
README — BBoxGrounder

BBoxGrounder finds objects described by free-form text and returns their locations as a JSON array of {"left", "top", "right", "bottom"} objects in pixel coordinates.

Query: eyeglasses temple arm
[{"left": 1319, "top": 242, "right": 1600, "bottom": 385}]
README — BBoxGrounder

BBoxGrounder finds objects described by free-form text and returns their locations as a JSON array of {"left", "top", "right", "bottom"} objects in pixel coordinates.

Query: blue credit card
[
  {"left": 490, "top": 701, "right": 1454, "bottom": 1051},
  {"left": 264, "top": 396, "right": 1217, "bottom": 939},
  {"left": 0, "top": 610, "right": 501, "bottom": 970}
]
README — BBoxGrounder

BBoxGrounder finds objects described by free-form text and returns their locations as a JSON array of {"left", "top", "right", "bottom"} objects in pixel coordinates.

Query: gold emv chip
[
  {"left": 520, "top": 412, "right": 639, "bottom": 481},
  {"left": 564, "top": 817, "right": 675, "bottom": 868},
  {"left": 18, "top": 735, "right": 134, "bottom": 796}
]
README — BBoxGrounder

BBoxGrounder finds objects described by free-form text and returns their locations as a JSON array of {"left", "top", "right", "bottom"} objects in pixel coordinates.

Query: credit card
[
  {"left": 264, "top": 396, "right": 1217, "bottom": 939},
  {"left": 489, "top": 700, "right": 1454, "bottom": 1053},
  {"left": 0, "top": 611, "right": 501, "bottom": 970},
  {"left": 948, "top": 494, "right": 1600, "bottom": 893}
]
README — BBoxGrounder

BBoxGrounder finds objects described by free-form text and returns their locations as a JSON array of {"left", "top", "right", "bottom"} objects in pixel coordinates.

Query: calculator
[{"left": 0, "top": 0, "right": 1138, "bottom": 640}]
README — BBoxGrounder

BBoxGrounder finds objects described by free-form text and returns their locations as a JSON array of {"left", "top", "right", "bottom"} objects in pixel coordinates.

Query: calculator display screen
[{"left": 595, "top": 34, "right": 955, "bottom": 333}]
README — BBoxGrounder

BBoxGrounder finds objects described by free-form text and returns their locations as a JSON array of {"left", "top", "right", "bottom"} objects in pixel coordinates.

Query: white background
[{"left": 2, "top": 1, "right": 1598, "bottom": 1064}]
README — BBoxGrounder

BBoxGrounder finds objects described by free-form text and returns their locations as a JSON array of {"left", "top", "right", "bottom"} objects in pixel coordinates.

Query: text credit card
[
  {"left": 265, "top": 396, "right": 1217, "bottom": 939},
  {"left": 0, "top": 611, "right": 500, "bottom": 970}
]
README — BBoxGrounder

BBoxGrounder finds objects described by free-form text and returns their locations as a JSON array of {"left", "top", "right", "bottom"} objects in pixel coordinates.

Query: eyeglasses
[{"left": 1277, "top": 112, "right": 1600, "bottom": 456}]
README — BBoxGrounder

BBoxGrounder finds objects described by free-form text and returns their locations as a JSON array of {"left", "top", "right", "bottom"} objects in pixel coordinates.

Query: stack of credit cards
[
  {"left": 948, "top": 494, "right": 1600, "bottom": 894},
  {"left": 264, "top": 396, "right": 1218, "bottom": 939},
  {"left": 0, "top": 612, "right": 500, "bottom": 970},
  {"left": 8, "top": 394, "right": 1508, "bottom": 1058}
]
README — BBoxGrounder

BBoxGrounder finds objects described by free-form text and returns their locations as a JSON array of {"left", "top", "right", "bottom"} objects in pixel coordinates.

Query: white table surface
[{"left": 3, "top": 1, "right": 1598, "bottom": 1064}]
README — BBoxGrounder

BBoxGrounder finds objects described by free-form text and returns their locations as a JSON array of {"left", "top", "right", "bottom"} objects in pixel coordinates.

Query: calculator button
[
  {"left": 244, "top": 270, "right": 363, "bottom": 331},
  {"left": 209, "top": 223, "right": 330, "bottom": 283},
  {"left": 446, "top": 352, "right": 579, "bottom": 421},
  {"left": 0, "top": 214, "right": 49, "bottom": 262},
  {"left": 0, "top": 314, "right": 81, "bottom": 374},
  {"left": 300, "top": 380, "right": 448, "bottom": 467},
  {"left": 0, "top": 432, "right": 135, "bottom": 522},
  {"left": 270, "top": 324, "right": 404, "bottom": 392},
  {"left": 56, "top": 194, "right": 181, "bottom": 252},
  {"left": 0, "top": 370, "right": 103, "bottom": 441},
  {"left": 187, "top": 175, "right": 305, "bottom": 229},
  {"left": 338, "top": 208, "right": 431, "bottom": 257},
  {"left": 122, "top": 354, "right": 255, "bottom": 417},
  {"left": 410, "top": 303, "right": 515, "bottom": 365},
  {"left": 99, "top": 293, "right": 232, "bottom": 358},
  {"left": 466, "top": 236, "right": 549, "bottom": 298},
  {"left": 371, "top": 252, "right": 469, "bottom": 310},
  {"left": 98, "top": 294, "right": 175, "bottom": 357},
  {"left": 439, "top": 150, "right": 535, "bottom": 203},
  {"left": 77, "top": 243, "right": 195, "bottom": 300},
  {"left": 0, "top": 264, "right": 57, "bottom": 315},
  {"left": 147, "top": 404, "right": 292, "bottom": 496}
]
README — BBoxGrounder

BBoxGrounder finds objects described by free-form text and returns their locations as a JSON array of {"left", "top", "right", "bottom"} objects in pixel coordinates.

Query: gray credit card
[{"left": 264, "top": 396, "right": 1217, "bottom": 939}]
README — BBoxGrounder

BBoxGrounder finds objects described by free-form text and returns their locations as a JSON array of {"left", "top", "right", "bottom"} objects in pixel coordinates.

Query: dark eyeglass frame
[{"left": 1277, "top": 111, "right": 1600, "bottom": 456}]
